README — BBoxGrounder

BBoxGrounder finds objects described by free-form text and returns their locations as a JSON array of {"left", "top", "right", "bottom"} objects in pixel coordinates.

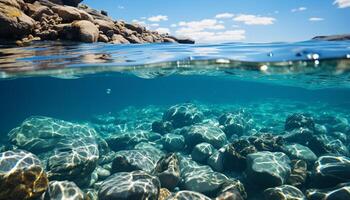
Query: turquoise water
[{"left": 0, "top": 40, "right": 350, "bottom": 200}]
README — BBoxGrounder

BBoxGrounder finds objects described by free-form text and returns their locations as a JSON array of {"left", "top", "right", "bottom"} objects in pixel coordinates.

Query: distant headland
[{"left": 0, "top": 0, "right": 195, "bottom": 46}]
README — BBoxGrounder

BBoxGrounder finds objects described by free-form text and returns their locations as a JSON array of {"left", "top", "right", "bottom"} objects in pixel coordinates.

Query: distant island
[
  {"left": 312, "top": 34, "right": 350, "bottom": 41},
  {"left": 0, "top": 0, "right": 194, "bottom": 46}
]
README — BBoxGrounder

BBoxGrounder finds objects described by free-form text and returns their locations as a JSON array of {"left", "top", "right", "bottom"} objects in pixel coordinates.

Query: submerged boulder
[
  {"left": 181, "top": 124, "right": 227, "bottom": 149},
  {"left": 166, "top": 191, "right": 211, "bottom": 200},
  {"left": 282, "top": 143, "right": 317, "bottom": 164},
  {"left": 246, "top": 151, "right": 291, "bottom": 188},
  {"left": 0, "top": 150, "right": 48, "bottom": 200},
  {"left": 191, "top": 142, "right": 215, "bottom": 163},
  {"left": 163, "top": 103, "right": 204, "bottom": 128},
  {"left": 152, "top": 153, "right": 180, "bottom": 190},
  {"left": 42, "top": 180, "right": 86, "bottom": 200},
  {"left": 219, "top": 110, "right": 253, "bottom": 137},
  {"left": 285, "top": 113, "right": 315, "bottom": 131},
  {"left": 311, "top": 155, "right": 350, "bottom": 187},
  {"left": 98, "top": 171, "right": 160, "bottom": 200},
  {"left": 162, "top": 133, "right": 186, "bottom": 152},
  {"left": 306, "top": 182, "right": 350, "bottom": 200},
  {"left": 264, "top": 185, "right": 305, "bottom": 200},
  {"left": 8, "top": 116, "right": 99, "bottom": 185}
]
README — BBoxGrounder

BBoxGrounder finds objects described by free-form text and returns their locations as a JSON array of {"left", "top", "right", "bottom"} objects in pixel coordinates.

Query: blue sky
[{"left": 84, "top": 0, "right": 350, "bottom": 43}]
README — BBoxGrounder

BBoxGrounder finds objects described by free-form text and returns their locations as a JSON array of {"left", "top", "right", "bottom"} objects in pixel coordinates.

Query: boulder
[
  {"left": 306, "top": 182, "right": 350, "bottom": 200},
  {"left": 179, "top": 156, "right": 230, "bottom": 195},
  {"left": 282, "top": 143, "right": 317, "bottom": 164},
  {"left": 162, "top": 133, "right": 186, "bottom": 152},
  {"left": 285, "top": 113, "right": 315, "bottom": 131},
  {"left": 166, "top": 191, "right": 211, "bottom": 200},
  {"left": 0, "top": 0, "right": 35, "bottom": 38},
  {"left": 208, "top": 148, "right": 225, "bottom": 172},
  {"left": 312, "top": 155, "right": 350, "bottom": 188},
  {"left": 98, "top": 171, "right": 160, "bottom": 200},
  {"left": 264, "top": 185, "right": 305, "bottom": 200},
  {"left": 111, "top": 148, "right": 163, "bottom": 173},
  {"left": 181, "top": 124, "right": 227, "bottom": 149},
  {"left": 219, "top": 110, "right": 253, "bottom": 137},
  {"left": 8, "top": 116, "right": 99, "bottom": 186},
  {"left": 71, "top": 20, "right": 98, "bottom": 42},
  {"left": 152, "top": 153, "right": 180, "bottom": 190},
  {"left": 51, "top": 5, "right": 92, "bottom": 23},
  {"left": 110, "top": 34, "right": 130, "bottom": 44},
  {"left": 42, "top": 181, "right": 86, "bottom": 200},
  {"left": 106, "top": 130, "right": 150, "bottom": 151},
  {"left": 246, "top": 151, "right": 291, "bottom": 188},
  {"left": 191, "top": 142, "right": 215, "bottom": 163},
  {"left": 152, "top": 120, "right": 173, "bottom": 135},
  {"left": 94, "top": 19, "right": 115, "bottom": 33},
  {"left": 286, "top": 160, "right": 307, "bottom": 187},
  {"left": 313, "top": 34, "right": 350, "bottom": 41},
  {"left": 223, "top": 139, "right": 257, "bottom": 171},
  {"left": 0, "top": 150, "right": 48, "bottom": 200},
  {"left": 163, "top": 103, "right": 204, "bottom": 128}
]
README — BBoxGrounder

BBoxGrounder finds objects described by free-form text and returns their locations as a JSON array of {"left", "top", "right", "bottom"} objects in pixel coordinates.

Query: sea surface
[{"left": 0, "top": 40, "right": 350, "bottom": 200}]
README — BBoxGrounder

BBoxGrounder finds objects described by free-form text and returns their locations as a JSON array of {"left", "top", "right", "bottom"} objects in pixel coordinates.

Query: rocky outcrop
[
  {"left": 0, "top": 0, "right": 195, "bottom": 44},
  {"left": 313, "top": 34, "right": 350, "bottom": 41}
]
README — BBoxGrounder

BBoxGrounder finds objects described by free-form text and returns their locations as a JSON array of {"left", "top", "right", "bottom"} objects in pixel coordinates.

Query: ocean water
[{"left": 0, "top": 40, "right": 350, "bottom": 200}]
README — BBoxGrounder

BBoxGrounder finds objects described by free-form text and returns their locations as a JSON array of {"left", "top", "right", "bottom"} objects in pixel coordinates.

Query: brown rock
[
  {"left": 71, "top": 20, "right": 99, "bottom": 42},
  {"left": 110, "top": 34, "right": 129, "bottom": 44},
  {"left": 94, "top": 19, "right": 115, "bottom": 33},
  {"left": 27, "top": 4, "right": 54, "bottom": 20},
  {"left": 163, "top": 37, "right": 177, "bottom": 43},
  {"left": 51, "top": 5, "right": 80, "bottom": 22},
  {"left": 124, "top": 23, "right": 145, "bottom": 34},
  {"left": 0, "top": 0, "right": 35, "bottom": 39},
  {"left": 126, "top": 34, "right": 143, "bottom": 44},
  {"left": 98, "top": 34, "right": 108, "bottom": 43}
]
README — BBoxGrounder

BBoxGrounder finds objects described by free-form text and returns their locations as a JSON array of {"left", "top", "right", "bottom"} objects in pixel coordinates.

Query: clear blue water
[{"left": 0, "top": 40, "right": 350, "bottom": 199}]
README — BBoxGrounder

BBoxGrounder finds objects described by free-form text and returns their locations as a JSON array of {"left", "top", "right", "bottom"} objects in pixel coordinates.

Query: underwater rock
[
  {"left": 223, "top": 139, "right": 257, "bottom": 171},
  {"left": 98, "top": 170, "right": 160, "bottom": 200},
  {"left": 158, "top": 188, "right": 171, "bottom": 200},
  {"left": 47, "top": 135, "right": 99, "bottom": 186},
  {"left": 163, "top": 103, "right": 204, "bottom": 128},
  {"left": 162, "top": 133, "right": 186, "bottom": 152},
  {"left": 311, "top": 155, "right": 350, "bottom": 188},
  {"left": 246, "top": 151, "right": 291, "bottom": 188},
  {"left": 282, "top": 143, "right": 317, "bottom": 164},
  {"left": 8, "top": 116, "right": 99, "bottom": 186},
  {"left": 152, "top": 120, "right": 173, "bottom": 135},
  {"left": 41, "top": 180, "right": 86, "bottom": 200},
  {"left": 181, "top": 124, "right": 227, "bottom": 149},
  {"left": 263, "top": 185, "right": 305, "bottom": 200},
  {"left": 191, "top": 142, "right": 215, "bottom": 164},
  {"left": 218, "top": 110, "right": 253, "bottom": 137},
  {"left": 286, "top": 160, "right": 308, "bottom": 187},
  {"left": 214, "top": 179, "right": 247, "bottom": 200},
  {"left": 111, "top": 148, "right": 163, "bottom": 173},
  {"left": 247, "top": 133, "right": 284, "bottom": 152},
  {"left": 306, "top": 182, "right": 350, "bottom": 200},
  {"left": 0, "top": 150, "right": 48, "bottom": 200},
  {"left": 285, "top": 113, "right": 315, "bottom": 131},
  {"left": 0, "top": 0, "right": 35, "bottom": 39},
  {"left": 166, "top": 190, "right": 211, "bottom": 200},
  {"left": 152, "top": 153, "right": 180, "bottom": 190},
  {"left": 207, "top": 147, "right": 225, "bottom": 172},
  {"left": 106, "top": 130, "right": 150, "bottom": 151},
  {"left": 179, "top": 156, "right": 230, "bottom": 195}
]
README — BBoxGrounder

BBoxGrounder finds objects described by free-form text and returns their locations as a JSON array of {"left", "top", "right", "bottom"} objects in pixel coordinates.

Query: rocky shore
[
  {"left": 0, "top": 100, "right": 350, "bottom": 200},
  {"left": 0, "top": 0, "right": 194, "bottom": 46}
]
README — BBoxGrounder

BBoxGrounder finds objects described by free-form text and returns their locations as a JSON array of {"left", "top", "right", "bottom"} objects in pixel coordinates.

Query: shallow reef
[{"left": 0, "top": 99, "right": 350, "bottom": 200}]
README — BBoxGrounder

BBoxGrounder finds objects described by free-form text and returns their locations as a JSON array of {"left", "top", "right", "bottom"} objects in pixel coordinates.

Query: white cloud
[
  {"left": 148, "top": 15, "right": 168, "bottom": 22},
  {"left": 178, "top": 19, "right": 225, "bottom": 31},
  {"left": 170, "top": 24, "right": 177, "bottom": 28},
  {"left": 291, "top": 7, "right": 307, "bottom": 12},
  {"left": 175, "top": 19, "right": 245, "bottom": 43},
  {"left": 132, "top": 19, "right": 146, "bottom": 26},
  {"left": 156, "top": 28, "right": 170, "bottom": 34},
  {"left": 309, "top": 17, "right": 324, "bottom": 21},
  {"left": 118, "top": 5, "right": 125, "bottom": 9},
  {"left": 176, "top": 29, "right": 246, "bottom": 43},
  {"left": 233, "top": 14, "right": 276, "bottom": 25},
  {"left": 334, "top": 0, "right": 350, "bottom": 8},
  {"left": 150, "top": 23, "right": 159, "bottom": 27},
  {"left": 215, "top": 13, "right": 234, "bottom": 19}
]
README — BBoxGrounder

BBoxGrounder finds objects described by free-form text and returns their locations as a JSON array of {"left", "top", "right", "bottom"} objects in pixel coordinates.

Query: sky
[{"left": 83, "top": 0, "right": 350, "bottom": 43}]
